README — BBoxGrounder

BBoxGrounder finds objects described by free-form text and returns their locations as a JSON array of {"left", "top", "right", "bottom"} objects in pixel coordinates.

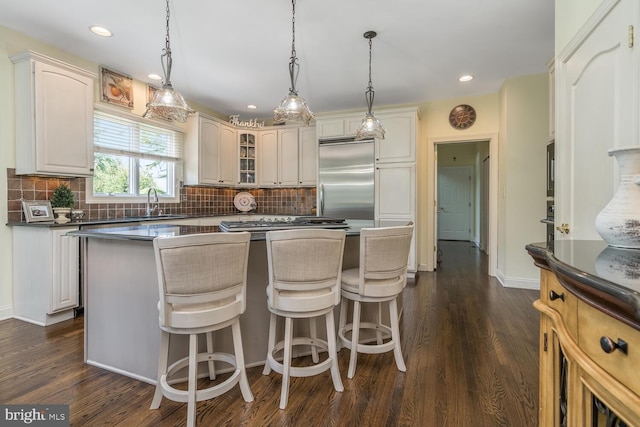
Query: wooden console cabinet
[{"left": 527, "top": 241, "right": 640, "bottom": 426}]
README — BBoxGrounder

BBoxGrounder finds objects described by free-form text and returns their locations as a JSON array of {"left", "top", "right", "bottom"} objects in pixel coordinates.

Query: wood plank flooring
[{"left": 0, "top": 241, "right": 539, "bottom": 426}]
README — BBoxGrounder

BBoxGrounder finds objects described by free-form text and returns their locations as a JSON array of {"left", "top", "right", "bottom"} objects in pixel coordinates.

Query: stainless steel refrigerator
[{"left": 318, "top": 137, "right": 375, "bottom": 223}]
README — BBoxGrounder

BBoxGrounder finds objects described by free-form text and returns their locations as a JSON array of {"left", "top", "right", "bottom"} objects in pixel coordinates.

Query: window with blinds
[{"left": 89, "top": 110, "right": 183, "bottom": 201}]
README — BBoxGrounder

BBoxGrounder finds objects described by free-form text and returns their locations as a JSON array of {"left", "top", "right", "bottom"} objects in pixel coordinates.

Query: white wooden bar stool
[
  {"left": 338, "top": 223, "right": 414, "bottom": 379},
  {"left": 262, "top": 228, "right": 346, "bottom": 409},
  {"left": 150, "top": 232, "right": 254, "bottom": 427}
]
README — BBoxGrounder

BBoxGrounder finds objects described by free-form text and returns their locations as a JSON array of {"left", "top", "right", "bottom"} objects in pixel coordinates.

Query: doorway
[
  {"left": 437, "top": 165, "right": 472, "bottom": 241},
  {"left": 426, "top": 134, "right": 498, "bottom": 276}
]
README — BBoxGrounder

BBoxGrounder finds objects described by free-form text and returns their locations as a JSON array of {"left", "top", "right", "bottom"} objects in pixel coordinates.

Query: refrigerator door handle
[{"left": 319, "top": 180, "right": 325, "bottom": 216}]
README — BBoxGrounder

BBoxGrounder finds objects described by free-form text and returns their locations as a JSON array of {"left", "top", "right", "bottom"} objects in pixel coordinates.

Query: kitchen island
[
  {"left": 72, "top": 222, "right": 370, "bottom": 384},
  {"left": 526, "top": 241, "right": 640, "bottom": 426}
]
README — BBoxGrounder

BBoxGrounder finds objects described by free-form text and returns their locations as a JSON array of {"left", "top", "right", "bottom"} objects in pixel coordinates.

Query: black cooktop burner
[{"left": 219, "top": 216, "right": 348, "bottom": 232}]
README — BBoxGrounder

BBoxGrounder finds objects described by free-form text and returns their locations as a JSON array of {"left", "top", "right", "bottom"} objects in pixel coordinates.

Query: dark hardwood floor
[{"left": 0, "top": 241, "right": 539, "bottom": 426}]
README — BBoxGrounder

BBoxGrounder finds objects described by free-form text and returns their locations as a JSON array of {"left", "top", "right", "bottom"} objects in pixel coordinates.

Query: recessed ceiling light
[
  {"left": 247, "top": 104, "right": 257, "bottom": 109},
  {"left": 147, "top": 74, "right": 163, "bottom": 81},
  {"left": 459, "top": 75, "right": 474, "bottom": 82},
  {"left": 89, "top": 26, "right": 112, "bottom": 37}
]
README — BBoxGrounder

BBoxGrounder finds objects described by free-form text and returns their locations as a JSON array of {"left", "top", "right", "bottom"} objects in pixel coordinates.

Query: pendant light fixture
[
  {"left": 144, "top": 0, "right": 194, "bottom": 123},
  {"left": 355, "top": 31, "right": 386, "bottom": 140},
  {"left": 274, "top": 0, "right": 314, "bottom": 126}
]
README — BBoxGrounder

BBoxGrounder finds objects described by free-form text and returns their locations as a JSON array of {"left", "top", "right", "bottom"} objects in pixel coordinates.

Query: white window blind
[{"left": 94, "top": 110, "right": 183, "bottom": 162}]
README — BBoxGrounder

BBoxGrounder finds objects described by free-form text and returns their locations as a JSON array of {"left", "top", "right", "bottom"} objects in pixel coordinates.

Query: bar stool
[
  {"left": 262, "top": 228, "right": 346, "bottom": 409},
  {"left": 338, "top": 223, "right": 414, "bottom": 379},
  {"left": 150, "top": 232, "right": 253, "bottom": 427}
]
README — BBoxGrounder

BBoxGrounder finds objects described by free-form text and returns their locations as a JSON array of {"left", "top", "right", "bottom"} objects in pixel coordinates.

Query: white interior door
[
  {"left": 557, "top": 0, "right": 638, "bottom": 240},
  {"left": 438, "top": 166, "right": 472, "bottom": 241}
]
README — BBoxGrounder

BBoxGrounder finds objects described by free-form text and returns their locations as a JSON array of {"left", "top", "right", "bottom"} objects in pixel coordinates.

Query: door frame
[{"left": 426, "top": 133, "right": 498, "bottom": 276}]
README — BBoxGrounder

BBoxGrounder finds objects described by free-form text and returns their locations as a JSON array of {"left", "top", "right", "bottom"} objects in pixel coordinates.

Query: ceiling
[{"left": 0, "top": 0, "right": 554, "bottom": 120}]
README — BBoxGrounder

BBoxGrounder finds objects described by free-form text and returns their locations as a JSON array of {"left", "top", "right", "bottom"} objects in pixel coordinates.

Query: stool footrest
[
  {"left": 266, "top": 337, "right": 334, "bottom": 378},
  {"left": 161, "top": 352, "right": 241, "bottom": 403},
  {"left": 338, "top": 321, "right": 395, "bottom": 354}
]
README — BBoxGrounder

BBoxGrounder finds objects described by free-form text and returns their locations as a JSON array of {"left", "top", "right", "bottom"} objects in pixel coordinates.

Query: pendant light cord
[
  {"left": 162, "top": 0, "right": 173, "bottom": 87},
  {"left": 365, "top": 33, "right": 375, "bottom": 115},
  {"left": 288, "top": 0, "right": 299, "bottom": 95}
]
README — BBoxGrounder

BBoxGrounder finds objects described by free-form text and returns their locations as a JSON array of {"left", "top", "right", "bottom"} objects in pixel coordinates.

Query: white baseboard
[
  {"left": 418, "top": 263, "right": 433, "bottom": 272},
  {"left": 496, "top": 269, "right": 540, "bottom": 290},
  {"left": 0, "top": 305, "right": 13, "bottom": 322}
]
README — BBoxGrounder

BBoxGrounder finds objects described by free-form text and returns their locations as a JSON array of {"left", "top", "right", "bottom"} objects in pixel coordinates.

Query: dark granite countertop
[
  {"left": 526, "top": 240, "right": 640, "bottom": 330},
  {"left": 68, "top": 224, "right": 221, "bottom": 240},
  {"left": 5, "top": 213, "right": 290, "bottom": 228},
  {"left": 68, "top": 220, "right": 372, "bottom": 242}
]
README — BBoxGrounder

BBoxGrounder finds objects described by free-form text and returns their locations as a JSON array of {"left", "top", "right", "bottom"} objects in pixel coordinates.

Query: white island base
[{"left": 82, "top": 232, "right": 364, "bottom": 384}]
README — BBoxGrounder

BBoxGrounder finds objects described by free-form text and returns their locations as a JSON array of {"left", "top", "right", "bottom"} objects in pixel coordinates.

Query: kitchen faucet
[{"left": 146, "top": 188, "right": 159, "bottom": 216}]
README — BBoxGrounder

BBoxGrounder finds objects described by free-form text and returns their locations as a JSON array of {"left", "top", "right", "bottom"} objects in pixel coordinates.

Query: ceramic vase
[{"left": 595, "top": 146, "right": 640, "bottom": 248}]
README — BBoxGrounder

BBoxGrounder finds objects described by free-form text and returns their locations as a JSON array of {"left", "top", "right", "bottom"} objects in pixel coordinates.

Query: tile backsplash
[{"left": 6, "top": 169, "right": 316, "bottom": 223}]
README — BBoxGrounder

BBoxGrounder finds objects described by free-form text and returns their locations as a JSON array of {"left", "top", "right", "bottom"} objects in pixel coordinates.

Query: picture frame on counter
[
  {"left": 100, "top": 66, "right": 133, "bottom": 109},
  {"left": 22, "top": 200, "right": 54, "bottom": 223}
]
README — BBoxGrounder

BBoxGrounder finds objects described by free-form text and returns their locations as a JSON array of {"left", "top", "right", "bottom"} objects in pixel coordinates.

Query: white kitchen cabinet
[
  {"left": 13, "top": 226, "right": 80, "bottom": 326},
  {"left": 376, "top": 163, "right": 416, "bottom": 219},
  {"left": 298, "top": 126, "right": 317, "bottom": 186},
  {"left": 11, "top": 51, "right": 96, "bottom": 177},
  {"left": 376, "top": 163, "right": 417, "bottom": 275},
  {"left": 315, "top": 115, "right": 363, "bottom": 139},
  {"left": 279, "top": 128, "right": 300, "bottom": 186},
  {"left": 238, "top": 131, "right": 257, "bottom": 185},
  {"left": 257, "top": 130, "right": 279, "bottom": 186},
  {"left": 375, "top": 108, "right": 418, "bottom": 163},
  {"left": 257, "top": 127, "right": 301, "bottom": 187},
  {"left": 185, "top": 113, "right": 237, "bottom": 186}
]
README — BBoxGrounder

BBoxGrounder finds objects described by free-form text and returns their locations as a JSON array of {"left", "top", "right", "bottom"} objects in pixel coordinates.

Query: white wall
[
  {"left": 555, "top": 0, "right": 602, "bottom": 53},
  {"left": 417, "top": 94, "right": 500, "bottom": 271},
  {"left": 497, "top": 74, "right": 548, "bottom": 289}
]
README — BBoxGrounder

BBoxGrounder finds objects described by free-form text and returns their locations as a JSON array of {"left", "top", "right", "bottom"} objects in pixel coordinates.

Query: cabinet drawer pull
[
  {"left": 549, "top": 290, "right": 565, "bottom": 301},
  {"left": 600, "top": 336, "right": 628, "bottom": 355}
]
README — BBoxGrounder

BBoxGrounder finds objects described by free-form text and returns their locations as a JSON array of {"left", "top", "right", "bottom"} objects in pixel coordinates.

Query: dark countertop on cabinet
[
  {"left": 526, "top": 240, "right": 640, "bottom": 331},
  {"left": 5, "top": 213, "right": 290, "bottom": 228}
]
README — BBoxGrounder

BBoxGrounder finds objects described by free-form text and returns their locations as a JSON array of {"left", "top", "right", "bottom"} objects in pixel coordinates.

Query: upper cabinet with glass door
[{"left": 238, "top": 132, "right": 257, "bottom": 186}]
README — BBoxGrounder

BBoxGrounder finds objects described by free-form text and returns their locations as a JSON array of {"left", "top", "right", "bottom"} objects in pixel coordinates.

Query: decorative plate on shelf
[{"left": 234, "top": 192, "right": 256, "bottom": 212}]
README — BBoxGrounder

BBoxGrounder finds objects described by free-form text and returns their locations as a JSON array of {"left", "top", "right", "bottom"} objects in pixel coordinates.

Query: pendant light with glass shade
[
  {"left": 273, "top": 0, "right": 314, "bottom": 126},
  {"left": 144, "top": 0, "right": 194, "bottom": 123},
  {"left": 355, "top": 31, "right": 386, "bottom": 140}
]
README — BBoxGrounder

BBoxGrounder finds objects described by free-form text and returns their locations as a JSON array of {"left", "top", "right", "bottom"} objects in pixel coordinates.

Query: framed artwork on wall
[
  {"left": 22, "top": 200, "right": 54, "bottom": 223},
  {"left": 100, "top": 66, "right": 133, "bottom": 109}
]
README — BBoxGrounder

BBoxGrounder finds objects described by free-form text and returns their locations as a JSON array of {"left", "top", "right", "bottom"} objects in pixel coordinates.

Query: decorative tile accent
[{"left": 6, "top": 169, "right": 316, "bottom": 223}]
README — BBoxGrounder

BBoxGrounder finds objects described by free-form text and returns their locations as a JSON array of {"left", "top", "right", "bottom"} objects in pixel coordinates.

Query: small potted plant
[{"left": 50, "top": 184, "right": 75, "bottom": 224}]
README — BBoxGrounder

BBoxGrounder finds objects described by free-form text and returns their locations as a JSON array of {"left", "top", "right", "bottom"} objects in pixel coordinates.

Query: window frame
[{"left": 86, "top": 104, "right": 185, "bottom": 204}]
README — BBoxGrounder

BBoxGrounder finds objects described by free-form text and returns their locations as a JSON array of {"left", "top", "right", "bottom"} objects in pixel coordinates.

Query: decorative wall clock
[{"left": 449, "top": 104, "right": 477, "bottom": 130}]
